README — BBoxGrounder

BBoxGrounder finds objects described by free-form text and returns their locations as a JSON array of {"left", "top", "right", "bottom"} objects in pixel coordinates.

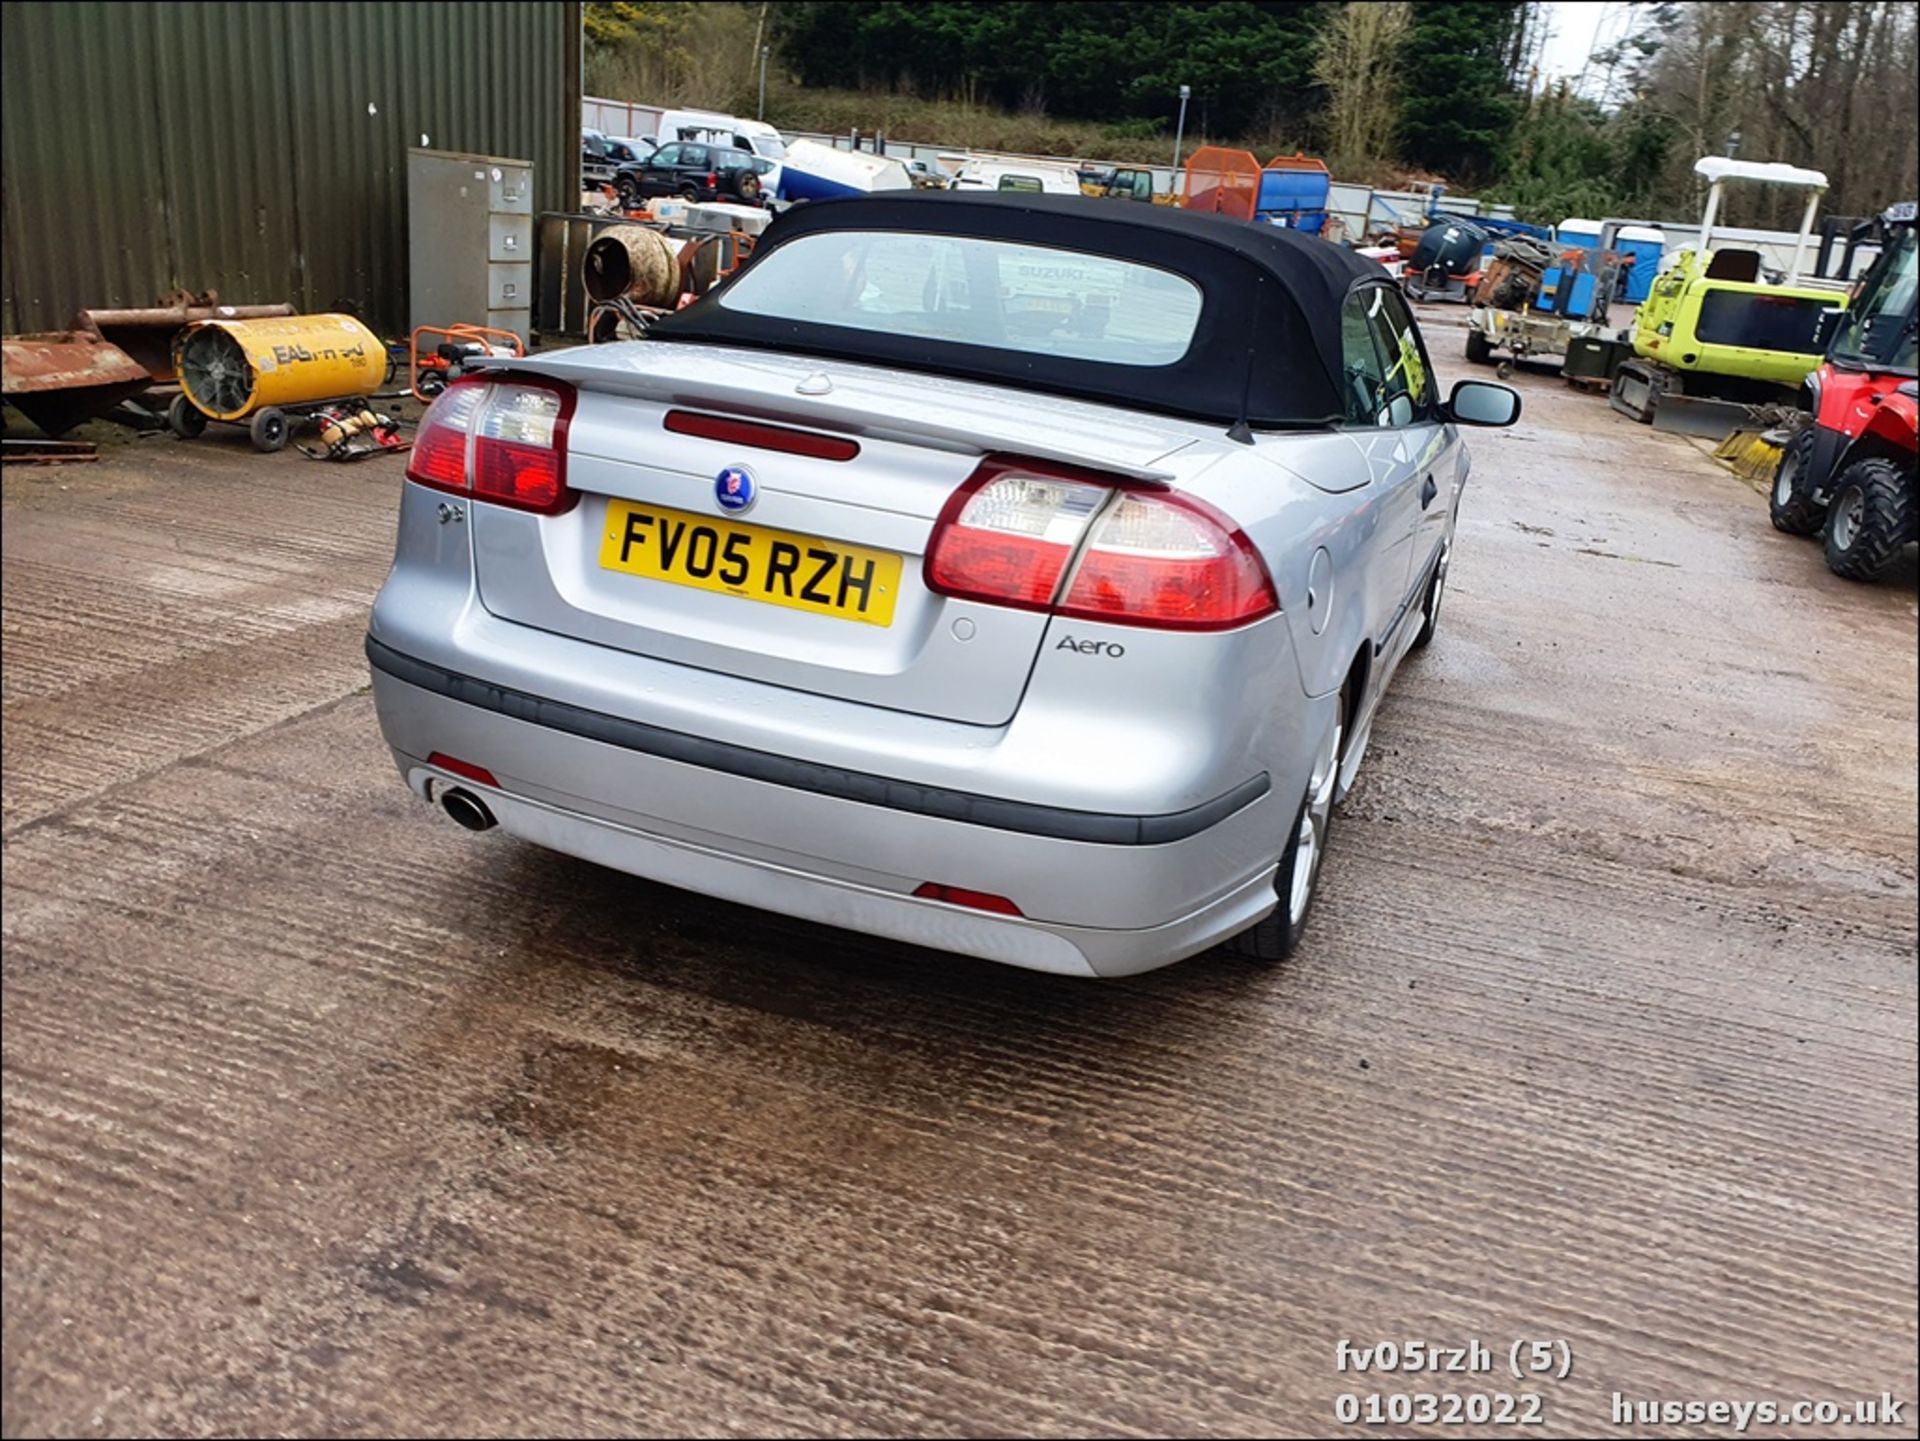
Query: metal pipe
[
  {"left": 440, "top": 788, "right": 496, "bottom": 832},
  {"left": 75, "top": 302, "right": 295, "bottom": 331},
  {"left": 1697, "top": 181, "right": 1724, "bottom": 252},
  {"left": 1787, "top": 187, "right": 1824, "bottom": 285},
  {"left": 1172, "top": 84, "right": 1191, "bottom": 173}
]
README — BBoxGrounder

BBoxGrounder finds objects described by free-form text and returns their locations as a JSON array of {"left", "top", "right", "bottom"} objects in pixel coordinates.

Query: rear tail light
[
  {"left": 925, "top": 457, "right": 1277, "bottom": 630},
  {"left": 1058, "top": 490, "right": 1276, "bottom": 628},
  {"left": 405, "top": 375, "right": 577, "bottom": 515},
  {"left": 405, "top": 379, "right": 484, "bottom": 491},
  {"left": 926, "top": 462, "right": 1108, "bottom": 611}
]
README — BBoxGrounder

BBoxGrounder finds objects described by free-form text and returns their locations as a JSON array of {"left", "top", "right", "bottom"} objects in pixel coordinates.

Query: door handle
[{"left": 1420, "top": 475, "right": 1438, "bottom": 509}]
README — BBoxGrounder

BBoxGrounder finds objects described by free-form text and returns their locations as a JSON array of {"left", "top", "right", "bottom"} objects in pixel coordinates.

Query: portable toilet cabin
[
  {"left": 1256, "top": 153, "right": 1331, "bottom": 233},
  {"left": 1612, "top": 225, "right": 1666, "bottom": 303},
  {"left": 1557, "top": 218, "right": 1604, "bottom": 254}
]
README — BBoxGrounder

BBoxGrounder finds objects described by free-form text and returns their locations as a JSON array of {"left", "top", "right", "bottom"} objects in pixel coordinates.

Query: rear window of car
[{"left": 715, "top": 230, "right": 1204, "bottom": 367}]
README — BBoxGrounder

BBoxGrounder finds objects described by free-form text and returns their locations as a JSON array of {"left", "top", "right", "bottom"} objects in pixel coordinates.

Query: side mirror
[{"left": 1447, "top": 379, "right": 1521, "bottom": 427}]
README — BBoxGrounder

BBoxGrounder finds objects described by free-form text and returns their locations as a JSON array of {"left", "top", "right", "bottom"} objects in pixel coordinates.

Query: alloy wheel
[
  {"left": 1290, "top": 717, "right": 1342, "bottom": 927},
  {"left": 1830, "top": 486, "right": 1863, "bottom": 551}
]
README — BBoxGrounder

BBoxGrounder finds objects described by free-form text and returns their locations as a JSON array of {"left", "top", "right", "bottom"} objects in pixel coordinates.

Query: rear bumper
[
  {"left": 368, "top": 637, "right": 1266, "bottom": 845},
  {"left": 368, "top": 646, "right": 1287, "bottom": 978}
]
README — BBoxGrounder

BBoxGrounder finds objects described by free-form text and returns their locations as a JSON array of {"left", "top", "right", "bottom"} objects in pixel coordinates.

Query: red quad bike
[{"left": 1770, "top": 202, "right": 1918, "bottom": 580}]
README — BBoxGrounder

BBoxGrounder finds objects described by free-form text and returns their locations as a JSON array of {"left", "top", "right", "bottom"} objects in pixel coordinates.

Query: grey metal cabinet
[{"left": 407, "top": 148, "right": 535, "bottom": 345}]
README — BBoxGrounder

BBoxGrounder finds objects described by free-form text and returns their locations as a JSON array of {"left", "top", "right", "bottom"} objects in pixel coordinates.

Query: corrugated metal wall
[{"left": 2, "top": 1, "right": 580, "bottom": 336}]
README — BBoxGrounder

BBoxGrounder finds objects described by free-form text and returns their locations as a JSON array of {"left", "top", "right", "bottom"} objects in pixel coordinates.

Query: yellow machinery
[
  {"left": 171, "top": 313, "right": 388, "bottom": 451},
  {"left": 1629, "top": 248, "right": 1835, "bottom": 387},
  {"left": 1612, "top": 158, "right": 1842, "bottom": 436},
  {"left": 1079, "top": 167, "right": 1181, "bottom": 204}
]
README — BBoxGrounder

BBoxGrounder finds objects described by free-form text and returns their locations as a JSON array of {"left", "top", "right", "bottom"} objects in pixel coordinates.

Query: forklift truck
[{"left": 1768, "top": 202, "right": 1917, "bottom": 580}]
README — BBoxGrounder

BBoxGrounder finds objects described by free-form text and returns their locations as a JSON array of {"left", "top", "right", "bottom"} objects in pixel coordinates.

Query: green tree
[
  {"left": 1483, "top": 90, "right": 1621, "bottom": 223},
  {"left": 1315, "top": 1, "right": 1411, "bottom": 172},
  {"left": 586, "top": 2, "right": 764, "bottom": 111},
  {"left": 1397, "top": 1, "right": 1529, "bottom": 183},
  {"left": 773, "top": 1, "right": 1329, "bottom": 141}
]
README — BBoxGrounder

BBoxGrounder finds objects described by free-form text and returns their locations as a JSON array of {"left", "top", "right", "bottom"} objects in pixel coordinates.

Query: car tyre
[
  {"left": 1823, "top": 458, "right": 1913, "bottom": 581},
  {"left": 1226, "top": 695, "right": 1344, "bottom": 963},
  {"left": 1767, "top": 426, "right": 1824, "bottom": 535},
  {"left": 1464, "top": 329, "right": 1494, "bottom": 365},
  {"left": 677, "top": 184, "right": 699, "bottom": 203},
  {"left": 615, "top": 174, "right": 640, "bottom": 209},
  {"left": 249, "top": 406, "right": 290, "bottom": 453},
  {"left": 167, "top": 393, "right": 208, "bottom": 439}
]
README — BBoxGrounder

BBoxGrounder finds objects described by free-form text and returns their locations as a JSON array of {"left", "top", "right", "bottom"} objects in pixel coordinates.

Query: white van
[
  {"left": 948, "top": 156, "right": 1083, "bottom": 195},
  {"left": 654, "top": 109, "right": 785, "bottom": 196},
  {"left": 732, "top": 118, "right": 788, "bottom": 168}
]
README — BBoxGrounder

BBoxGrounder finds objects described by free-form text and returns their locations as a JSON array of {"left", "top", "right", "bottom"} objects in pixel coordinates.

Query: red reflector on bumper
[
  {"left": 428, "top": 752, "right": 499, "bottom": 788},
  {"left": 913, "top": 882, "right": 1023, "bottom": 916}
]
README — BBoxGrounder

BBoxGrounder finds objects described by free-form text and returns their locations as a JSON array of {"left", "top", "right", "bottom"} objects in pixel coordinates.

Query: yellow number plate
[{"left": 598, "top": 499, "right": 902, "bottom": 627}]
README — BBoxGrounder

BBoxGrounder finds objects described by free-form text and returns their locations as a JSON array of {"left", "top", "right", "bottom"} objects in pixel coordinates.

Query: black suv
[{"left": 614, "top": 143, "right": 765, "bottom": 208}]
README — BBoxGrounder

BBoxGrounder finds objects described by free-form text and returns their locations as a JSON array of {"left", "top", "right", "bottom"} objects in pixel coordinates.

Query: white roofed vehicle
[{"left": 949, "top": 156, "right": 1084, "bottom": 195}]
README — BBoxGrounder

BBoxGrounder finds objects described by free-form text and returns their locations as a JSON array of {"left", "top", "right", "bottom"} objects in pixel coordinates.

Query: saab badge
[{"left": 714, "top": 464, "right": 757, "bottom": 514}]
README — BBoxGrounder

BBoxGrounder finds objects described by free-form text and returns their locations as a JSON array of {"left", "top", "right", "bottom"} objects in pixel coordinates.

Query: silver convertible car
[{"left": 368, "top": 193, "right": 1519, "bottom": 977}]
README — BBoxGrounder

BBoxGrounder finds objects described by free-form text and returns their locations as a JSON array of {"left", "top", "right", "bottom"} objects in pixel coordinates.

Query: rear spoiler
[{"left": 470, "top": 351, "right": 1189, "bottom": 483}]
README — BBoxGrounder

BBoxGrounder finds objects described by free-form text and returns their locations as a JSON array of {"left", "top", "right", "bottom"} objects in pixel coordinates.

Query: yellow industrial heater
[{"left": 171, "top": 313, "right": 388, "bottom": 451}]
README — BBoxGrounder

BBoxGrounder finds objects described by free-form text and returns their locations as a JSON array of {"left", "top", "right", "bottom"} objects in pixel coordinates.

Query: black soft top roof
[{"left": 647, "top": 190, "right": 1394, "bottom": 429}]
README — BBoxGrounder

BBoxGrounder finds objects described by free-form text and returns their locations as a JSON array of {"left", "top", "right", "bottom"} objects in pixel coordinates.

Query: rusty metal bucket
[
  {"left": 4, "top": 290, "right": 301, "bottom": 436},
  {"left": 1, "top": 331, "right": 153, "bottom": 436}
]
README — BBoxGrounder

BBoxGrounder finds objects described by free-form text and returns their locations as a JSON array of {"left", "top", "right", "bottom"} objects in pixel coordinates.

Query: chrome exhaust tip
[{"left": 440, "top": 787, "right": 496, "bottom": 832}]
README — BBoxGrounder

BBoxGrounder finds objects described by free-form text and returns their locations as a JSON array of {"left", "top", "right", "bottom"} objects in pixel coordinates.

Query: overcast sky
[{"left": 1536, "top": 0, "right": 1617, "bottom": 91}]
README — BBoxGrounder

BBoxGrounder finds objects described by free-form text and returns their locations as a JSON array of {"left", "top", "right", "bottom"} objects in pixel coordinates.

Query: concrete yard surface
[{"left": 3, "top": 337, "right": 1916, "bottom": 1436}]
